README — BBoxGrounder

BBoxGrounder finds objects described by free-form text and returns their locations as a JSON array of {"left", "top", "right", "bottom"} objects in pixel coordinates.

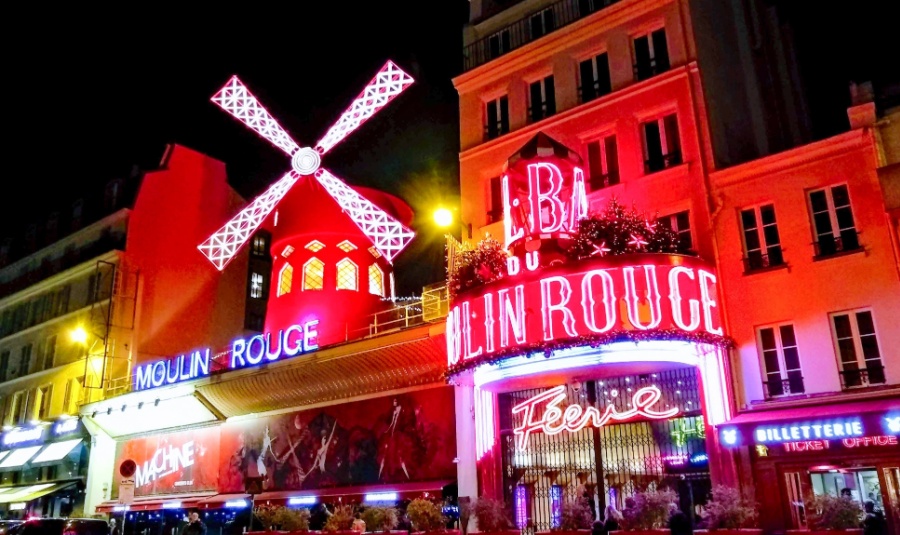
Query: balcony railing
[
  {"left": 813, "top": 229, "right": 862, "bottom": 258},
  {"left": 463, "top": 0, "right": 620, "bottom": 71},
  {"left": 743, "top": 250, "right": 785, "bottom": 273},
  {"left": 763, "top": 376, "right": 805, "bottom": 399},
  {"left": 644, "top": 151, "right": 682, "bottom": 173},
  {"left": 633, "top": 58, "right": 670, "bottom": 81},
  {"left": 590, "top": 172, "right": 620, "bottom": 190},
  {"left": 840, "top": 365, "right": 886, "bottom": 389}
]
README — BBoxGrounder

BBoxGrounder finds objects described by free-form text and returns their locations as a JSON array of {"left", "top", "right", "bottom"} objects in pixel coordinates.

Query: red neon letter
[
  {"left": 540, "top": 276, "right": 577, "bottom": 341},
  {"left": 527, "top": 163, "right": 566, "bottom": 234}
]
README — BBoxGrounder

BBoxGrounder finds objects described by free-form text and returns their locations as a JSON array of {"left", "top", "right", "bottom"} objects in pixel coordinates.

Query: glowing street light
[
  {"left": 70, "top": 326, "right": 88, "bottom": 345},
  {"left": 433, "top": 208, "right": 453, "bottom": 228}
]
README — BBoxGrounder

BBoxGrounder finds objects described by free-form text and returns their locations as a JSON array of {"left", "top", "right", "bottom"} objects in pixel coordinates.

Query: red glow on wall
[{"left": 446, "top": 253, "right": 723, "bottom": 369}]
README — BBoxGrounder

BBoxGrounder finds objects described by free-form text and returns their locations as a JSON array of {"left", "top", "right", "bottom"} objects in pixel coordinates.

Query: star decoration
[
  {"left": 591, "top": 242, "right": 611, "bottom": 257},
  {"left": 628, "top": 233, "right": 649, "bottom": 250}
]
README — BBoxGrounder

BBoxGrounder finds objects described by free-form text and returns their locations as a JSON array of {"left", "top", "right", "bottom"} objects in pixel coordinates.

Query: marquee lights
[
  {"left": 364, "top": 492, "right": 399, "bottom": 503},
  {"left": 512, "top": 385, "right": 679, "bottom": 450},
  {"left": 199, "top": 62, "right": 415, "bottom": 270}
]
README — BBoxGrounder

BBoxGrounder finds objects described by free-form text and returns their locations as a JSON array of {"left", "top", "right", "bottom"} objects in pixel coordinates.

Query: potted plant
[
  {"left": 695, "top": 485, "right": 760, "bottom": 535},
  {"left": 472, "top": 497, "right": 518, "bottom": 535},
  {"left": 535, "top": 499, "right": 594, "bottom": 535},
  {"left": 361, "top": 506, "right": 402, "bottom": 533},
  {"left": 616, "top": 488, "right": 678, "bottom": 535},
  {"left": 278, "top": 506, "right": 314, "bottom": 534},
  {"left": 786, "top": 495, "right": 863, "bottom": 535},
  {"left": 252, "top": 503, "right": 284, "bottom": 533},
  {"left": 407, "top": 498, "right": 457, "bottom": 535},
  {"left": 324, "top": 504, "right": 359, "bottom": 535}
]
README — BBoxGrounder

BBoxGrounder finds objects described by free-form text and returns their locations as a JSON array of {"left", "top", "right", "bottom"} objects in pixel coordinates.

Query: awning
[
  {"left": 31, "top": 439, "right": 82, "bottom": 463},
  {"left": 0, "top": 446, "right": 42, "bottom": 468},
  {"left": 0, "top": 481, "right": 77, "bottom": 503},
  {"left": 196, "top": 493, "right": 251, "bottom": 509},
  {"left": 727, "top": 395, "right": 900, "bottom": 426},
  {"left": 253, "top": 480, "right": 456, "bottom": 504},
  {"left": 95, "top": 491, "right": 216, "bottom": 512}
]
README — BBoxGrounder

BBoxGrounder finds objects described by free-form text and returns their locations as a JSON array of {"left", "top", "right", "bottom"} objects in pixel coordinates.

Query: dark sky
[{"left": 1, "top": 1, "right": 896, "bottom": 294}]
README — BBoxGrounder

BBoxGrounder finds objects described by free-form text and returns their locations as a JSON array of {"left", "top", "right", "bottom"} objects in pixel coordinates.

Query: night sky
[{"left": 1, "top": 1, "right": 896, "bottom": 294}]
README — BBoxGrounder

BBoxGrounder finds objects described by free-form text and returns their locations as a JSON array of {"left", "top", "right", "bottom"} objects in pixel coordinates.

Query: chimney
[{"left": 848, "top": 81, "right": 876, "bottom": 129}]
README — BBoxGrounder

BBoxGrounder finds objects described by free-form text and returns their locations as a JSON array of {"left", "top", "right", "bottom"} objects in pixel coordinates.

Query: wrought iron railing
[
  {"left": 763, "top": 376, "right": 805, "bottom": 399},
  {"left": 743, "top": 250, "right": 785, "bottom": 272},
  {"left": 839, "top": 365, "right": 886, "bottom": 389},
  {"left": 463, "top": 0, "right": 620, "bottom": 72},
  {"left": 644, "top": 151, "right": 682, "bottom": 173},
  {"left": 590, "top": 172, "right": 620, "bottom": 190},
  {"left": 813, "top": 230, "right": 861, "bottom": 258}
]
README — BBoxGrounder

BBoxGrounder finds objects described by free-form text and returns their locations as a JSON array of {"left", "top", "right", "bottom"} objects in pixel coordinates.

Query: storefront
[
  {"left": 445, "top": 133, "right": 734, "bottom": 530},
  {"left": 0, "top": 417, "right": 89, "bottom": 518},
  {"left": 718, "top": 400, "right": 900, "bottom": 533}
]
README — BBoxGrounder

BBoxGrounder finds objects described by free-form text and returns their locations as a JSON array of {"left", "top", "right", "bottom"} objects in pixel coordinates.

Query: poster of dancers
[{"left": 218, "top": 386, "right": 456, "bottom": 492}]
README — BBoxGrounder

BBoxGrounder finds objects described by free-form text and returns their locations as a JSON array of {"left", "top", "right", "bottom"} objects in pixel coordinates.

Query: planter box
[
  {"left": 785, "top": 530, "right": 863, "bottom": 535},
  {"left": 608, "top": 530, "right": 669, "bottom": 535},
  {"left": 694, "top": 530, "right": 764, "bottom": 535},
  {"left": 536, "top": 530, "right": 592, "bottom": 535}
]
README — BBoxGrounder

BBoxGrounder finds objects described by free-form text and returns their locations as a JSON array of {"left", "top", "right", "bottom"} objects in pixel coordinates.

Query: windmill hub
[{"left": 291, "top": 147, "right": 322, "bottom": 175}]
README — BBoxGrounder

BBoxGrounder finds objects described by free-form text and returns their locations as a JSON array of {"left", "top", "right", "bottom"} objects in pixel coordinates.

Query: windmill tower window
[
  {"left": 277, "top": 264, "right": 294, "bottom": 297},
  {"left": 336, "top": 259, "right": 359, "bottom": 291},
  {"left": 302, "top": 258, "right": 324, "bottom": 291},
  {"left": 369, "top": 264, "right": 385, "bottom": 297},
  {"left": 337, "top": 240, "right": 357, "bottom": 252}
]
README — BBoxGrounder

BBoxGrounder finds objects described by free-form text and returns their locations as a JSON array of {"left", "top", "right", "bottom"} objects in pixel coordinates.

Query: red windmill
[{"left": 198, "top": 61, "right": 417, "bottom": 343}]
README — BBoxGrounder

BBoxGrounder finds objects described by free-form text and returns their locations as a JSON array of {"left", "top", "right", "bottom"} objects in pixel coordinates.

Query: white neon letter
[
  {"left": 462, "top": 301, "right": 483, "bottom": 359},
  {"left": 668, "top": 267, "right": 701, "bottom": 331},
  {"left": 446, "top": 305, "right": 462, "bottom": 366},
  {"left": 528, "top": 163, "right": 567, "bottom": 233},
  {"left": 483, "top": 293, "right": 496, "bottom": 353},
  {"left": 569, "top": 167, "right": 588, "bottom": 229},
  {"left": 540, "top": 276, "right": 577, "bottom": 341},
  {"left": 581, "top": 269, "right": 616, "bottom": 333},
  {"left": 503, "top": 174, "right": 525, "bottom": 248},
  {"left": 303, "top": 320, "right": 320, "bottom": 351},
  {"left": 498, "top": 285, "right": 527, "bottom": 348},
  {"left": 623, "top": 265, "right": 663, "bottom": 330},
  {"left": 283, "top": 324, "right": 304, "bottom": 356},
  {"left": 698, "top": 270, "right": 723, "bottom": 335}
]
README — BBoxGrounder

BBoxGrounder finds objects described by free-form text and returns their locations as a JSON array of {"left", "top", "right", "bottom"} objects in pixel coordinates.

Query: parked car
[
  {"left": 7, "top": 518, "right": 108, "bottom": 535},
  {"left": 0, "top": 520, "right": 24, "bottom": 534}
]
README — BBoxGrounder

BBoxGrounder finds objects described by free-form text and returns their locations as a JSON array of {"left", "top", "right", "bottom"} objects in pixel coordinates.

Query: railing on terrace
[{"left": 463, "top": 0, "right": 619, "bottom": 72}]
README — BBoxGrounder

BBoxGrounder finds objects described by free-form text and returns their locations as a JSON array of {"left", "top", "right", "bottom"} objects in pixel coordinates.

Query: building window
[
  {"left": 642, "top": 113, "right": 682, "bottom": 173},
  {"left": 831, "top": 310, "right": 885, "bottom": 388},
  {"left": 336, "top": 259, "right": 358, "bottom": 291},
  {"left": 19, "top": 344, "right": 32, "bottom": 378},
  {"left": 57, "top": 285, "right": 71, "bottom": 316},
  {"left": 7, "top": 392, "right": 25, "bottom": 426},
  {"left": 758, "top": 324, "right": 805, "bottom": 398},
  {"left": 657, "top": 210, "right": 692, "bottom": 251},
  {"left": 277, "top": 264, "right": 294, "bottom": 297},
  {"left": 530, "top": 8, "right": 555, "bottom": 39},
  {"left": 579, "top": 52, "right": 612, "bottom": 103},
  {"left": 250, "top": 272, "right": 265, "bottom": 299},
  {"left": 369, "top": 264, "right": 385, "bottom": 297},
  {"left": 633, "top": 28, "right": 670, "bottom": 81},
  {"left": 251, "top": 233, "right": 269, "bottom": 257},
  {"left": 302, "top": 258, "right": 325, "bottom": 291},
  {"left": 35, "top": 385, "right": 52, "bottom": 420},
  {"left": 337, "top": 240, "right": 357, "bottom": 253},
  {"left": 104, "top": 180, "right": 122, "bottom": 211},
  {"left": 809, "top": 184, "right": 860, "bottom": 257},
  {"left": 63, "top": 378, "right": 83, "bottom": 415},
  {"left": 488, "top": 29, "right": 511, "bottom": 60},
  {"left": 304, "top": 240, "right": 325, "bottom": 253},
  {"left": 487, "top": 176, "right": 504, "bottom": 224},
  {"left": 368, "top": 246, "right": 382, "bottom": 259},
  {"left": 485, "top": 96, "right": 510, "bottom": 140},
  {"left": 0, "top": 351, "right": 8, "bottom": 381},
  {"left": 740, "top": 204, "right": 784, "bottom": 271},
  {"left": 42, "top": 335, "right": 57, "bottom": 370},
  {"left": 587, "top": 135, "right": 619, "bottom": 189},
  {"left": 245, "top": 313, "right": 264, "bottom": 332},
  {"left": 528, "top": 76, "right": 556, "bottom": 123}
]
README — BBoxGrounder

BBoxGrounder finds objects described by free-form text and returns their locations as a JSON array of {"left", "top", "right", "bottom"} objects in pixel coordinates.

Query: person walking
[
  {"left": 862, "top": 500, "right": 886, "bottom": 535},
  {"left": 181, "top": 509, "right": 207, "bottom": 535}
]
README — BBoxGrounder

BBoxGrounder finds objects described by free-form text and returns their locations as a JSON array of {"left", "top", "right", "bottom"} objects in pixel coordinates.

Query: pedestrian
[
  {"left": 669, "top": 506, "right": 692, "bottom": 535},
  {"left": 181, "top": 509, "right": 207, "bottom": 535},
  {"left": 603, "top": 504, "right": 622, "bottom": 533},
  {"left": 841, "top": 488, "right": 853, "bottom": 499},
  {"left": 109, "top": 518, "right": 120, "bottom": 535},
  {"left": 862, "top": 500, "right": 886, "bottom": 535}
]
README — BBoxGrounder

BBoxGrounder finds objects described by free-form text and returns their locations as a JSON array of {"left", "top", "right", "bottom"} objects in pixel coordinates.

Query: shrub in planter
[
  {"left": 407, "top": 498, "right": 447, "bottom": 533},
  {"left": 255, "top": 503, "right": 283, "bottom": 531},
  {"left": 473, "top": 497, "right": 514, "bottom": 533},
  {"left": 361, "top": 506, "right": 400, "bottom": 533},
  {"left": 806, "top": 495, "right": 863, "bottom": 532},
  {"left": 557, "top": 500, "right": 594, "bottom": 532},
  {"left": 325, "top": 505, "right": 358, "bottom": 533},
  {"left": 620, "top": 488, "right": 677, "bottom": 531},
  {"left": 278, "top": 507, "right": 312, "bottom": 532},
  {"left": 700, "top": 485, "right": 759, "bottom": 531}
]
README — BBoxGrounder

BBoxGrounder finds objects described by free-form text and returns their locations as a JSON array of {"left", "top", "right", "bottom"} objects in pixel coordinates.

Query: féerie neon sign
[{"left": 512, "top": 385, "right": 679, "bottom": 450}]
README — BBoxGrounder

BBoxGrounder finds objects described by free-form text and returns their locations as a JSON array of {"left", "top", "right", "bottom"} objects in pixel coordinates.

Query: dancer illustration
[
  {"left": 307, "top": 420, "right": 338, "bottom": 477},
  {"left": 378, "top": 398, "right": 410, "bottom": 480}
]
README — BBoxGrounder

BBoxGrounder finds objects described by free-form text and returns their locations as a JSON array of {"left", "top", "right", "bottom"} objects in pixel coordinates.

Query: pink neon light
[
  {"left": 512, "top": 385, "right": 679, "bottom": 450},
  {"left": 198, "top": 63, "right": 416, "bottom": 270}
]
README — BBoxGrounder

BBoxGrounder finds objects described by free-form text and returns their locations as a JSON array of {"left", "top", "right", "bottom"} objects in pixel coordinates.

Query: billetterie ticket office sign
[{"left": 446, "top": 253, "right": 723, "bottom": 368}]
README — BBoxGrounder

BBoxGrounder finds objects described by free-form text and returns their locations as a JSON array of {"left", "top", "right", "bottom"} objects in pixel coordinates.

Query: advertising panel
[{"left": 115, "top": 427, "right": 220, "bottom": 496}]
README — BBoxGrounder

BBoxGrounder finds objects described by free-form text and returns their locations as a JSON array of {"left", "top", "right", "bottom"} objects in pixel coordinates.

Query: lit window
[
  {"left": 368, "top": 264, "right": 384, "bottom": 297},
  {"left": 336, "top": 259, "right": 358, "bottom": 291},
  {"left": 830, "top": 310, "right": 885, "bottom": 388},
  {"left": 277, "top": 264, "right": 293, "bottom": 297},
  {"left": 282, "top": 245, "right": 295, "bottom": 258},
  {"left": 337, "top": 240, "right": 357, "bottom": 252},
  {"left": 368, "top": 246, "right": 382, "bottom": 259},
  {"left": 250, "top": 272, "right": 264, "bottom": 299},
  {"left": 303, "top": 258, "right": 325, "bottom": 291},
  {"left": 251, "top": 234, "right": 269, "bottom": 257},
  {"left": 305, "top": 240, "right": 325, "bottom": 252}
]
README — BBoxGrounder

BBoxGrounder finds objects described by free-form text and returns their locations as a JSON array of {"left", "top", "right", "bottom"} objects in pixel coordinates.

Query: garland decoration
[
  {"left": 447, "top": 236, "right": 508, "bottom": 300},
  {"left": 444, "top": 329, "right": 734, "bottom": 379},
  {"left": 566, "top": 198, "right": 691, "bottom": 260}
]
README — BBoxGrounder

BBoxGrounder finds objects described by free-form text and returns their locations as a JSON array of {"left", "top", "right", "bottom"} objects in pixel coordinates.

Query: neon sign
[
  {"left": 512, "top": 385, "right": 679, "bottom": 450},
  {"left": 842, "top": 435, "right": 897, "bottom": 448},
  {"left": 2, "top": 426, "right": 44, "bottom": 446},
  {"left": 447, "top": 254, "right": 722, "bottom": 368},
  {"left": 133, "top": 320, "right": 322, "bottom": 391},
  {"left": 53, "top": 418, "right": 80, "bottom": 436},
  {"left": 755, "top": 419, "right": 864, "bottom": 443}
]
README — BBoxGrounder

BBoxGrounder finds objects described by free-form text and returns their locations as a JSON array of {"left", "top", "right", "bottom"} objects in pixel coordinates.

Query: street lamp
[{"left": 70, "top": 326, "right": 88, "bottom": 345}]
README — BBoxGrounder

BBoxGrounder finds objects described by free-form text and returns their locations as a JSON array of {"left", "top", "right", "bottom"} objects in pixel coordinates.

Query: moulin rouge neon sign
[{"left": 512, "top": 385, "right": 679, "bottom": 450}]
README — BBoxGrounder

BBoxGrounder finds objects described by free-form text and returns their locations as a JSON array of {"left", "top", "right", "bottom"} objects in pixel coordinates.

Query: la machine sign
[{"left": 446, "top": 254, "right": 722, "bottom": 367}]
